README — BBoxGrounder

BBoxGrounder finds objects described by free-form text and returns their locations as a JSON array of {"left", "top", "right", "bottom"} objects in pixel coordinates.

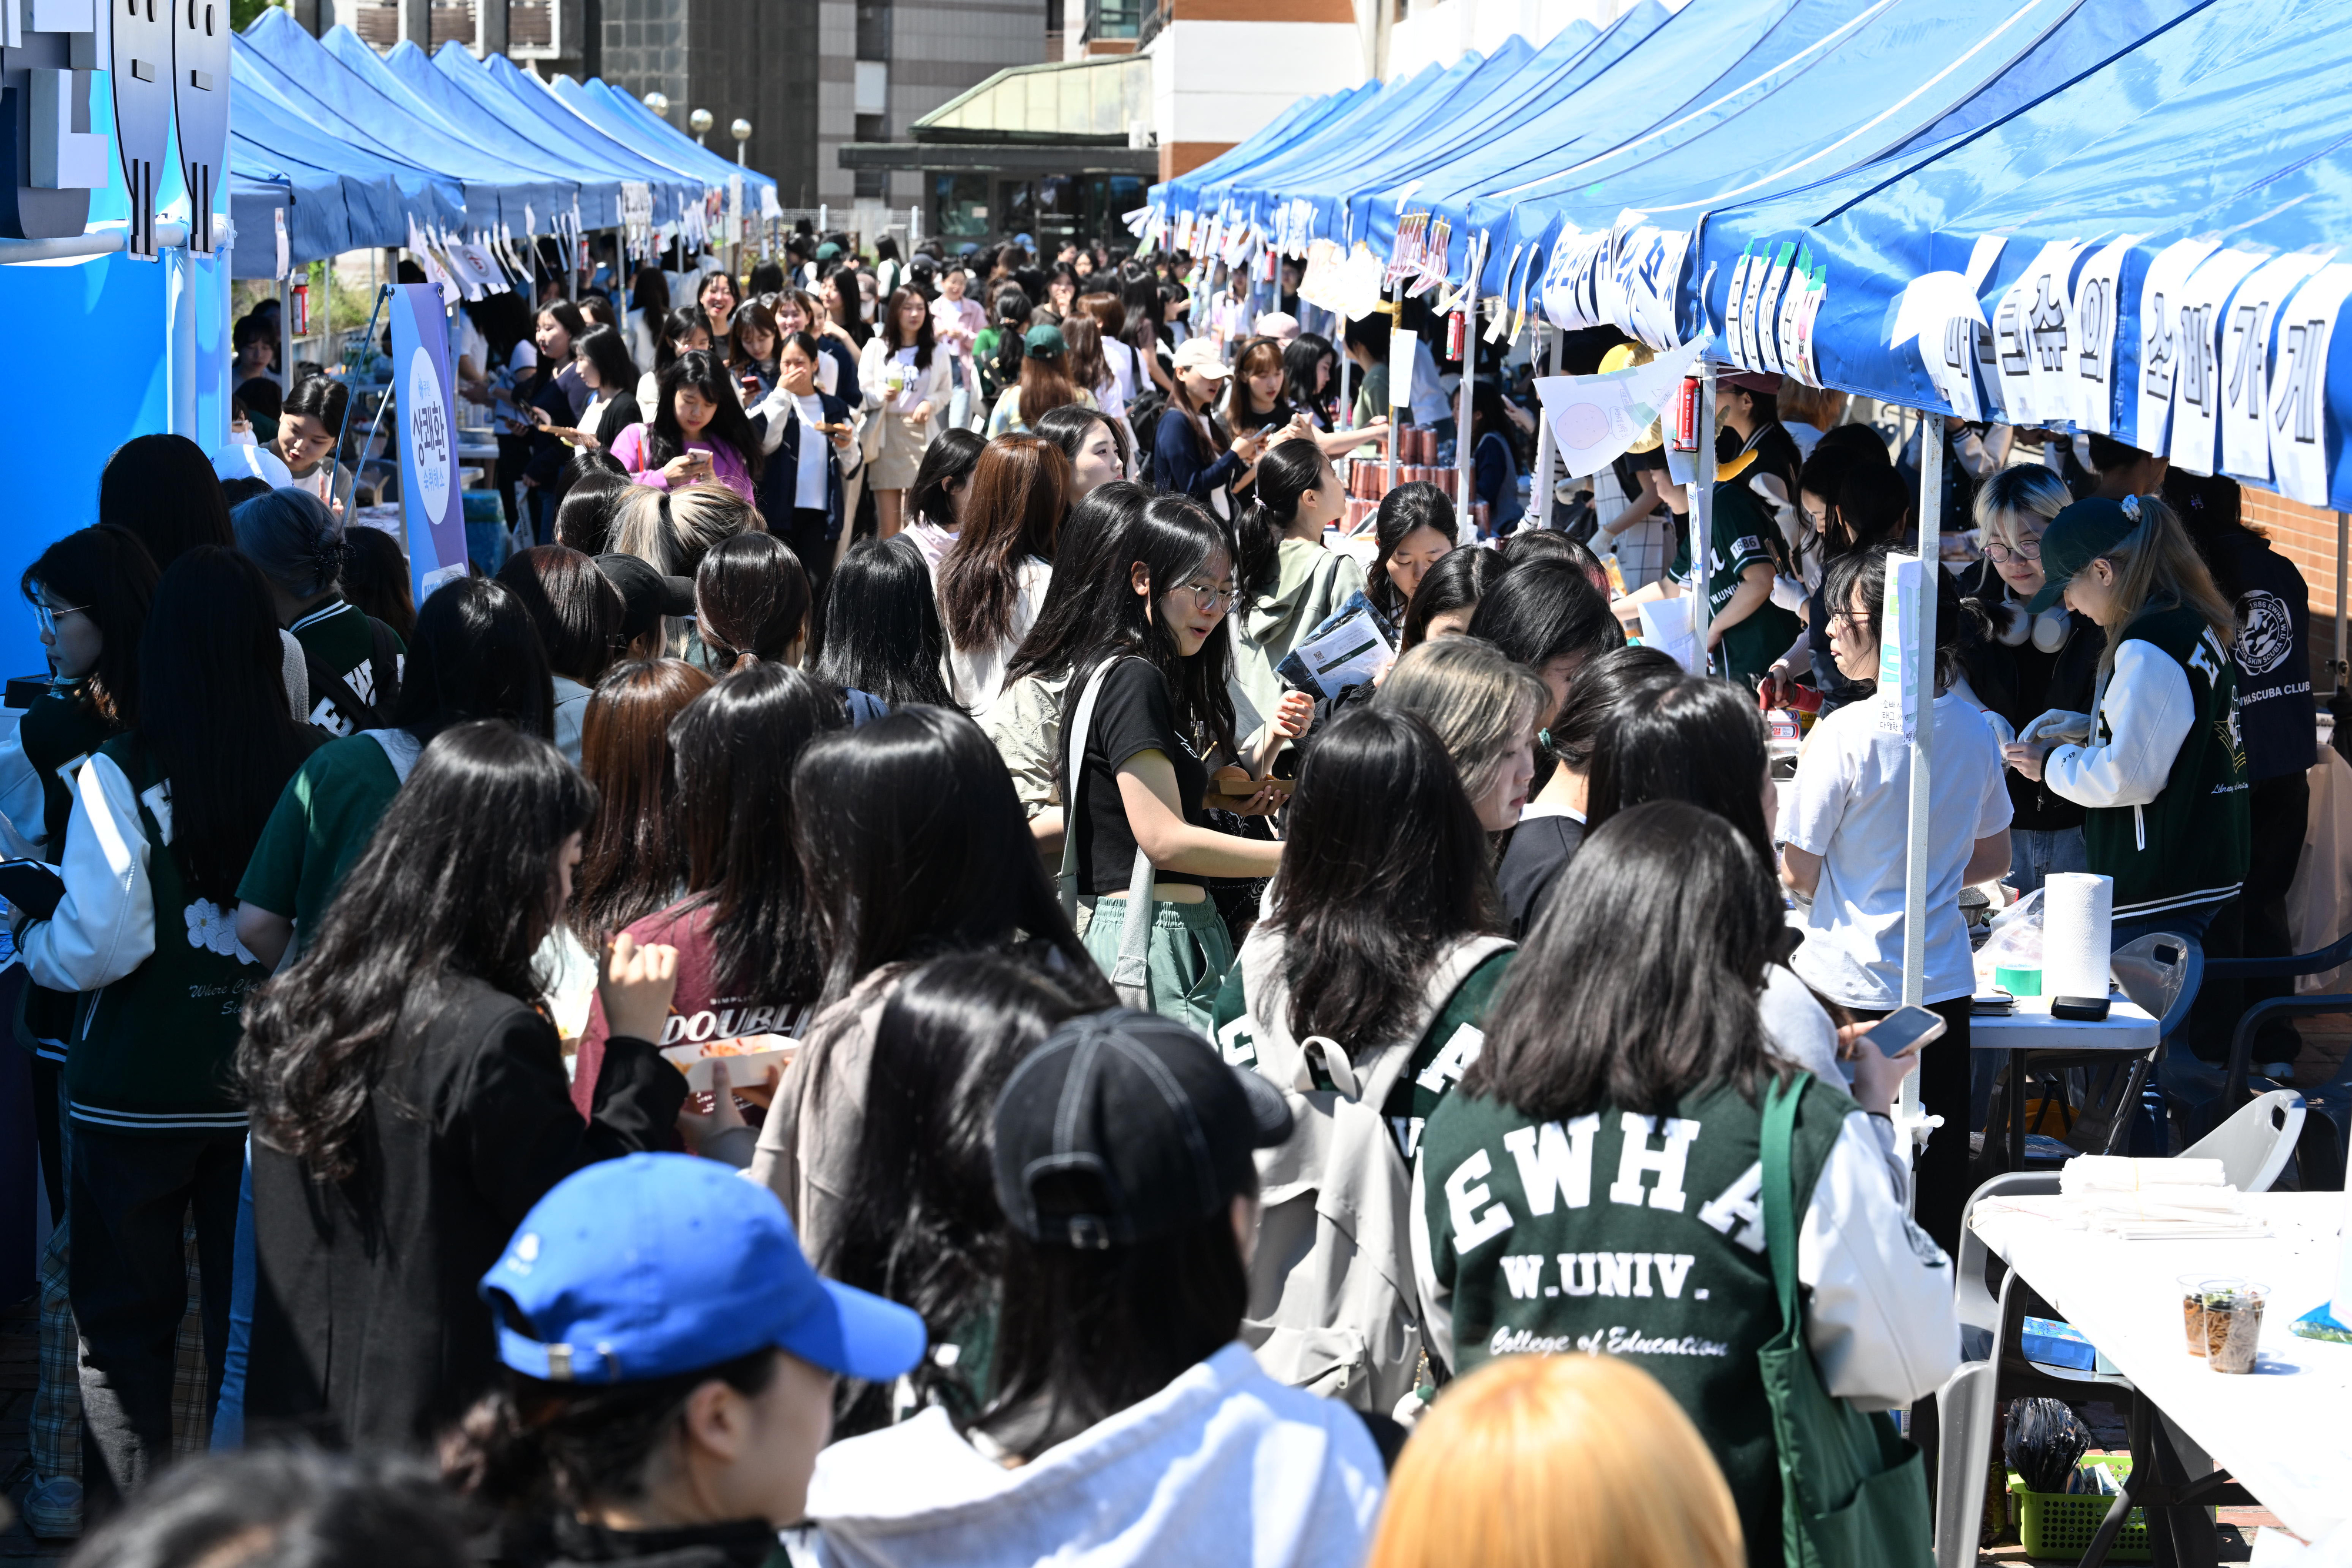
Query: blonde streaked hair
[
  {"left": 609, "top": 482, "right": 764, "bottom": 579},
  {"left": 1972, "top": 463, "right": 2069, "bottom": 550},
  {"left": 1375, "top": 636, "right": 1546, "bottom": 811},
  {"left": 2084, "top": 492, "right": 2237, "bottom": 681},
  {"left": 1367, "top": 1354, "right": 1743, "bottom": 1568}
]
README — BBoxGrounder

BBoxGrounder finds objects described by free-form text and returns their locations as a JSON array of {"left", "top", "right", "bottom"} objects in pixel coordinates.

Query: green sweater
[
  {"left": 237, "top": 734, "right": 406, "bottom": 948},
  {"left": 1419, "top": 1076, "right": 1850, "bottom": 1567}
]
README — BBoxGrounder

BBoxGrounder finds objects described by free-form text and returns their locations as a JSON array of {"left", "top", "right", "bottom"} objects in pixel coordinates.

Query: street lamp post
[
  {"left": 643, "top": 91, "right": 670, "bottom": 119},
  {"left": 690, "top": 108, "right": 713, "bottom": 146},
  {"left": 731, "top": 118, "right": 751, "bottom": 166}
]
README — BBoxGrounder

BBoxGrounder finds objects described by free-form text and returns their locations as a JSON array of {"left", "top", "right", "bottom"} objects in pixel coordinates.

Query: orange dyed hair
[{"left": 1365, "top": 1355, "right": 1742, "bottom": 1568}]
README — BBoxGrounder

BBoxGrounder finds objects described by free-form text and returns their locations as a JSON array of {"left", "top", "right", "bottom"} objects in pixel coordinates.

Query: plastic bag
[
  {"left": 1979, "top": 887, "right": 2046, "bottom": 972},
  {"left": 2004, "top": 1397, "right": 2090, "bottom": 1493}
]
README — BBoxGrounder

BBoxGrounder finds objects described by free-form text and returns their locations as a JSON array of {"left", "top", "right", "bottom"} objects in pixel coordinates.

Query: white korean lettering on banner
[
  {"left": 1722, "top": 246, "right": 1755, "bottom": 366},
  {"left": 1738, "top": 244, "right": 1778, "bottom": 372},
  {"left": 1538, "top": 226, "right": 1579, "bottom": 328},
  {"left": 1773, "top": 244, "right": 1812, "bottom": 377},
  {"left": 1638, "top": 229, "right": 1693, "bottom": 350},
  {"left": 1793, "top": 261, "right": 1828, "bottom": 388},
  {"left": 2069, "top": 236, "right": 2133, "bottom": 433},
  {"left": 1987, "top": 240, "right": 2080, "bottom": 425},
  {"left": 2219, "top": 250, "right": 2327, "bottom": 484},
  {"left": 2265, "top": 260, "right": 2352, "bottom": 507},
  {"left": 1759, "top": 243, "right": 1788, "bottom": 376},
  {"left": 2167, "top": 247, "right": 2267, "bottom": 476},
  {"left": 2133, "top": 238, "right": 2221, "bottom": 455}
]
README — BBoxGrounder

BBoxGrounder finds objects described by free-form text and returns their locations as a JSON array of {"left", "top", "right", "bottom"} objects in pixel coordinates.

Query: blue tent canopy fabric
[
  {"left": 1150, "top": 0, "right": 2352, "bottom": 505},
  {"left": 224, "top": 15, "right": 766, "bottom": 269}
]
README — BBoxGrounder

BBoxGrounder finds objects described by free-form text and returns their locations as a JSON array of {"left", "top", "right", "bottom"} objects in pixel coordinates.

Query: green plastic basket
[{"left": 2013, "top": 1457, "right": 2150, "bottom": 1563}]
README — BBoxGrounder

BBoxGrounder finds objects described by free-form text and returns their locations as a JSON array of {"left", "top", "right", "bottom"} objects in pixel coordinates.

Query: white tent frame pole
[
  {"left": 1529, "top": 323, "right": 1560, "bottom": 531},
  {"left": 1895, "top": 419, "right": 1943, "bottom": 1144},
  {"left": 1385, "top": 276, "right": 1400, "bottom": 497}
]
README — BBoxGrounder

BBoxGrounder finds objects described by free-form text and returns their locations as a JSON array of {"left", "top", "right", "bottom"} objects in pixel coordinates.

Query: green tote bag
[{"left": 1759, "top": 1072, "right": 1936, "bottom": 1568}]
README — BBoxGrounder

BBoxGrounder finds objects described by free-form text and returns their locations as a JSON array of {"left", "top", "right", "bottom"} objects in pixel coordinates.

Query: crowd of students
[{"left": 5, "top": 229, "right": 2328, "bottom": 1568}]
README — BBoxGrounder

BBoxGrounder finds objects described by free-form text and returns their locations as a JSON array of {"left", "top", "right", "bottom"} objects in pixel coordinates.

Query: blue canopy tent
[
  {"left": 1214, "top": 36, "right": 1541, "bottom": 243},
  {"left": 1695, "top": 0, "right": 2352, "bottom": 503},
  {"left": 450, "top": 49, "right": 705, "bottom": 225},
  {"left": 322, "top": 27, "right": 623, "bottom": 229},
  {"left": 1162, "top": 63, "right": 1454, "bottom": 225},
  {"left": 1289, "top": 15, "right": 1603, "bottom": 245},
  {"left": 568, "top": 77, "right": 778, "bottom": 213},
  {"left": 237, "top": 8, "right": 564, "bottom": 230},
  {"left": 230, "top": 51, "right": 464, "bottom": 244},
  {"left": 383, "top": 43, "right": 690, "bottom": 226},
  {"left": 1182, "top": 56, "right": 1478, "bottom": 232},
  {"left": 1355, "top": 0, "right": 1808, "bottom": 267},
  {"left": 1144, "top": 84, "right": 1364, "bottom": 224}
]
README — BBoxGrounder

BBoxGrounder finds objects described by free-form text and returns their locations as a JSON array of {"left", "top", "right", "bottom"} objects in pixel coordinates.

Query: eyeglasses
[
  {"left": 34, "top": 601, "right": 86, "bottom": 638},
  {"left": 1171, "top": 580, "right": 1240, "bottom": 613},
  {"left": 1982, "top": 534, "right": 2044, "bottom": 564}
]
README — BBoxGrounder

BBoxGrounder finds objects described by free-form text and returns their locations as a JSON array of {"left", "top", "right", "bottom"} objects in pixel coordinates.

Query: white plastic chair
[{"left": 1928, "top": 1091, "right": 2306, "bottom": 1568}]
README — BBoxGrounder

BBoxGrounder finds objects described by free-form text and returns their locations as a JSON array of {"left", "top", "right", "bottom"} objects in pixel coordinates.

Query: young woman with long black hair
[
  {"left": 530, "top": 325, "right": 642, "bottom": 457},
  {"left": 804, "top": 1008, "right": 1381, "bottom": 1564},
  {"left": 1058, "top": 496, "right": 1289, "bottom": 1028},
  {"left": 632, "top": 305, "right": 714, "bottom": 412},
  {"left": 96, "top": 433, "right": 233, "bottom": 571},
  {"left": 1033, "top": 402, "right": 1130, "bottom": 503},
  {"left": 1396, "top": 544, "right": 1505, "bottom": 653},
  {"left": 747, "top": 706, "right": 1101, "bottom": 1266},
  {"left": 1362, "top": 482, "right": 1455, "bottom": 634},
  {"left": 569, "top": 663, "right": 845, "bottom": 1158},
  {"left": 1465, "top": 556, "right": 1624, "bottom": 725},
  {"left": 16, "top": 546, "right": 318, "bottom": 1503},
  {"left": 497, "top": 546, "right": 623, "bottom": 763},
  {"left": 824, "top": 954, "right": 1095, "bottom": 1435},
  {"left": 623, "top": 267, "right": 670, "bottom": 371},
  {"left": 1230, "top": 437, "right": 1361, "bottom": 737},
  {"left": 1211, "top": 705, "right": 1510, "bottom": 1413},
  {"left": 860, "top": 287, "right": 951, "bottom": 538},
  {"left": 569, "top": 658, "right": 715, "bottom": 963},
  {"left": 1, "top": 526, "right": 155, "bottom": 1261},
  {"left": 813, "top": 535, "right": 958, "bottom": 714},
  {"left": 1492, "top": 644, "right": 1679, "bottom": 936},
  {"left": 938, "top": 434, "right": 1070, "bottom": 713},
  {"left": 900, "top": 426, "right": 984, "bottom": 576},
  {"left": 611, "top": 350, "right": 762, "bottom": 505},
  {"left": 694, "top": 531, "right": 813, "bottom": 671},
  {"left": 238, "top": 721, "right": 689, "bottom": 1453},
  {"left": 1414, "top": 803, "right": 1952, "bottom": 1568},
  {"left": 751, "top": 330, "right": 863, "bottom": 609},
  {"left": 236, "top": 576, "right": 556, "bottom": 971},
  {"left": 985, "top": 482, "right": 1151, "bottom": 856}
]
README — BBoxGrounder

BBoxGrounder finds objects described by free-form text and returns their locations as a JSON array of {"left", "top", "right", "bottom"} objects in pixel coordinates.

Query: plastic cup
[
  {"left": 2179, "top": 1273, "right": 2225, "bottom": 1356},
  {"left": 2198, "top": 1279, "right": 2269, "bottom": 1373}
]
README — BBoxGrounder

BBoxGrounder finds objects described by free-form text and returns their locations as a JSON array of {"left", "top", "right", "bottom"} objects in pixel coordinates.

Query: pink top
[
  {"left": 931, "top": 295, "right": 986, "bottom": 355},
  {"left": 609, "top": 422, "right": 758, "bottom": 504}
]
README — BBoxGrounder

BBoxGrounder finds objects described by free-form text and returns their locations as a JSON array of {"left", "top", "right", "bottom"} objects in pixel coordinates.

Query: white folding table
[
  {"left": 1971, "top": 994, "right": 2160, "bottom": 1166},
  {"left": 1968, "top": 1192, "right": 2350, "bottom": 1547}
]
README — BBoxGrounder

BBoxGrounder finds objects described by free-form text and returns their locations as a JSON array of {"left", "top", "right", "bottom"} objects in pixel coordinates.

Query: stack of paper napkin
[{"left": 2054, "top": 1156, "right": 2267, "bottom": 1239}]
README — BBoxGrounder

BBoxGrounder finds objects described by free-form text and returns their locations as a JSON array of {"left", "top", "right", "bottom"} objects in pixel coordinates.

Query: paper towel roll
[{"left": 2043, "top": 872, "right": 2113, "bottom": 1000}]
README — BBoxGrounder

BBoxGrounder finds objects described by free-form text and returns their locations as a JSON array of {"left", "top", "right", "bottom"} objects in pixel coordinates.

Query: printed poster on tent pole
[{"left": 387, "top": 283, "right": 470, "bottom": 609}]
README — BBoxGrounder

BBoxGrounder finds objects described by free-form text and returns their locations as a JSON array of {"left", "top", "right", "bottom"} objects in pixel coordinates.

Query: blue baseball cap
[
  {"left": 1014, "top": 232, "right": 1035, "bottom": 249},
  {"left": 482, "top": 1154, "right": 926, "bottom": 1385}
]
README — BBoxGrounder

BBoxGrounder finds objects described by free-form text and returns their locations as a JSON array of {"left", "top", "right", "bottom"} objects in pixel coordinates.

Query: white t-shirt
[
  {"left": 946, "top": 555, "right": 1052, "bottom": 716},
  {"left": 1784, "top": 691, "right": 2012, "bottom": 1009},
  {"left": 790, "top": 394, "right": 830, "bottom": 511}
]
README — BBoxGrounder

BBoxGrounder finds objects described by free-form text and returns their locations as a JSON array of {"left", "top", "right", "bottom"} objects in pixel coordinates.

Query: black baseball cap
[
  {"left": 594, "top": 552, "right": 694, "bottom": 640},
  {"left": 993, "top": 1009, "right": 1292, "bottom": 1250},
  {"left": 2024, "top": 496, "right": 2143, "bottom": 613}
]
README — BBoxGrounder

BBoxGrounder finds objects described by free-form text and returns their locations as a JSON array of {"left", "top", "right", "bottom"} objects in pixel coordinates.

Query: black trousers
[
  {"left": 784, "top": 507, "right": 839, "bottom": 643},
  {"left": 1850, "top": 995, "right": 1973, "bottom": 1259},
  {"left": 2241, "top": 770, "right": 2311, "bottom": 1057},
  {"left": 69, "top": 1125, "right": 244, "bottom": 1514}
]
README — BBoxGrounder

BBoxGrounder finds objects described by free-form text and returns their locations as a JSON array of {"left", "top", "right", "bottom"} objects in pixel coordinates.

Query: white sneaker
[{"left": 22, "top": 1475, "right": 82, "bottom": 1539}]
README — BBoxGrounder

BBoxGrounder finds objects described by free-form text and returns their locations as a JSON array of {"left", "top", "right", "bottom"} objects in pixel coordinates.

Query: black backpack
[{"left": 303, "top": 616, "right": 403, "bottom": 735}]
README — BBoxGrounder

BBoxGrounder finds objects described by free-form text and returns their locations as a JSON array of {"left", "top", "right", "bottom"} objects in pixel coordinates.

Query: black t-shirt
[
  {"left": 1071, "top": 658, "right": 1208, "bottom": 894},
  {"left": 1496, "top": 812, "right": 1583, "bottom": 938},
  {"left": 2210, "top": 531, "right": 2315, "bottom": 783}
]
